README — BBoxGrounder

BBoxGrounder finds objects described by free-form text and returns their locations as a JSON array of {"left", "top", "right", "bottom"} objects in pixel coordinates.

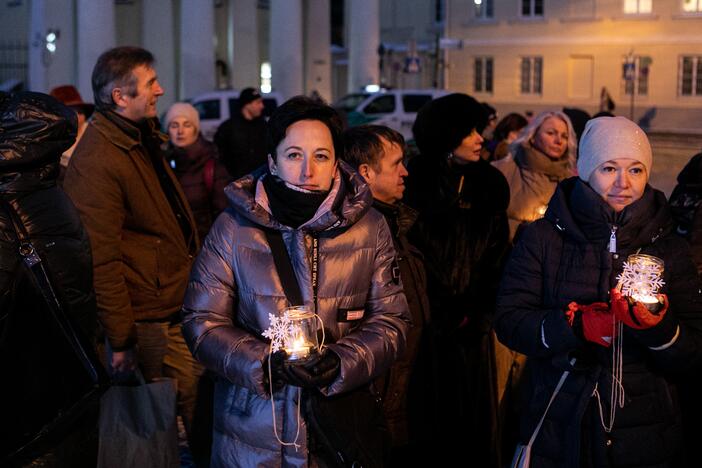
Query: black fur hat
[{"left": 412, "top": 93, "right": 487, "bottom": 157}]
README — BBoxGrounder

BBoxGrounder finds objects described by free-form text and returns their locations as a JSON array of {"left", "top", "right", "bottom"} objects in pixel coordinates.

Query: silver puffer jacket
[{"left": 182, "top": 161, "right": 410, "bottom": 467}]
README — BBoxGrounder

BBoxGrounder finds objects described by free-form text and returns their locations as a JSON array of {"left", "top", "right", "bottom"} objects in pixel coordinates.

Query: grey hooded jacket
[{"left": 182, "top": 161, "right": 410, "bottom": 467}]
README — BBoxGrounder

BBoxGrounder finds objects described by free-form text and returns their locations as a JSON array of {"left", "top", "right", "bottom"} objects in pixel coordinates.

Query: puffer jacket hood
[
  {"left": 225, "top": 159, "right": 373, "bottom": 233},
  {"left": 0, "top": 92, "right": 77, "bottom": 192}
]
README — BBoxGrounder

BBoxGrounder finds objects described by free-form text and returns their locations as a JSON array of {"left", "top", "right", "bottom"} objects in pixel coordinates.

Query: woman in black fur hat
[{"left": 404, "top": 93, "right": 510, "bottom": 466}]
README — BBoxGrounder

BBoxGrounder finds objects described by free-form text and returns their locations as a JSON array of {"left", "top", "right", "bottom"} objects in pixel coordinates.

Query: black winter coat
[
  {"left": 213, "top": 113, "right": 267, "bottom": 180},
  {"left": 404, "top": 155, "right": 510, "bottom": 464},
  {"left": 0, "top": 92, "right": 99, "bottom": 463},
  {"left": 372, "top": 200, "right": 431, "bottom": 449},
  {"left": 495, "top": 177, "right": 702, "bottom": 467}
]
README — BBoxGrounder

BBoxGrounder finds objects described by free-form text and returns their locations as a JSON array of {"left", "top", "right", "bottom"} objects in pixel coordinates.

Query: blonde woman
[{"left": 493, "top": 110, "right": 578, "bottom": 241}]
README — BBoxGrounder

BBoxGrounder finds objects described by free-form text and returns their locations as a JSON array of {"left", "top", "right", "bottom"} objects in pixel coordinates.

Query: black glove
[
  {"left": 283, "top": 348, "right": 341, "bottom": 389},
  {"left": 262, "top": 350, "right": 288, "bottom": 395}
]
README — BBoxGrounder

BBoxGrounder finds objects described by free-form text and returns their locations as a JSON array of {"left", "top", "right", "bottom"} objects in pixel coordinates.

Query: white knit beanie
[
  {"left": 165, "top": 102, "right": 200, "bottom": 133},
  {"left": 577, "top": 116, "right": 652, "bottom": 182}
]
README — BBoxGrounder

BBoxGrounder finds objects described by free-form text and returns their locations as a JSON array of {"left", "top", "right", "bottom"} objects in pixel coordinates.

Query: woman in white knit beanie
[
  {"left": 578, "top": 116, "right": 653, "bottom": 212},
  {"left": 494, "top": 116, "right": 702, "bottom": 467}
]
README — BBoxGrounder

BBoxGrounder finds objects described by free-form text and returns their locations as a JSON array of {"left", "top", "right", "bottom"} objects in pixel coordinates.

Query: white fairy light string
[{"left": 594, "top": 254, "right": 665, "bottom": 432}]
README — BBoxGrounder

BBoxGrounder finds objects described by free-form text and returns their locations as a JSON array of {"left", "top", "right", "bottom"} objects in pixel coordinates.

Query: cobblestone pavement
[{"left": 647, "top": 132, "right": 702, "bottom": 198}]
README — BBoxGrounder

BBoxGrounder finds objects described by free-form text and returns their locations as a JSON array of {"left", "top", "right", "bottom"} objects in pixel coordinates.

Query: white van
[
  {"left": 189, "top": 90, "right": 283, "bottom": 141},
  {"left": 334, "top": 89, "right": 448, "bottom": 140}
]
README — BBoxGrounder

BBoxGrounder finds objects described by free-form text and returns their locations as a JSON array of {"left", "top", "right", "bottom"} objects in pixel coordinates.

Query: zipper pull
[{"left": 609, "top": 226, "right": 618, "bottom": 253}]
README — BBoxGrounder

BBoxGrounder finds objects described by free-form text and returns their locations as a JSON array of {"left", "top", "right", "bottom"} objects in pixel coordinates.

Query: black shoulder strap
[
  {"left": 0, "top": 200, "right": 99, "bottom": 384},
  {"left": 264, "top": 229, "right": 304, "bottom": 306}
]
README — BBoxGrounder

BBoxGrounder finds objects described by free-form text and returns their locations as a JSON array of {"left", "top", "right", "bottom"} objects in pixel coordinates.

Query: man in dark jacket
[
  {"left": 64, "top": 47, "right": 202, "bottom": 443},
  {"left": 342, "top": 124, "right": 432, "bottom": 465},
  {"left": 213, "top": 86, "right": 267, "bottom": 179}
]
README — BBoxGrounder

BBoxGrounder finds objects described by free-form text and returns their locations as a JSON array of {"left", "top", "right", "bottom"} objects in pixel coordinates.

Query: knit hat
[
  {"left": 49, "top": 84, "right": 94, "bottom": 117},
  {"left": 412, "top": 93, "right": 487, "bottom": 157},
  {"left": 165, "top": 102, "right": 200, "bottom": 133},
  {"left": 577, "top": 116, "right": 652, "bottom": 182},
  {"left": 239, "top": 87, "right": 262, "bottom": 107}
]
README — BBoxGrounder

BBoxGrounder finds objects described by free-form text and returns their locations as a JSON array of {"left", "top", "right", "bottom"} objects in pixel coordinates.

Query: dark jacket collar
[
  {"left": 372, "top": 199, "right": 418, "bottom": 237},
  {"left": 545, "top": 177, "right": 672, "bottom": 249},
  {"left": 92, "top": 110, "right": 167, "bottom": 151}
]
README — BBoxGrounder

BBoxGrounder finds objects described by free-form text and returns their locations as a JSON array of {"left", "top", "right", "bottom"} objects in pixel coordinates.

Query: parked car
[
  {"left": 334, "top": 89, "right": 448, "bottom": 140},
  {"left": 189, "top": 89, "right": 283, "bottom": 141}
]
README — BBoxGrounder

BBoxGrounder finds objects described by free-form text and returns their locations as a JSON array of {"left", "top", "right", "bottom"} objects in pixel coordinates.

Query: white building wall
[{"left": 447, "top": 0, "right": 702, "bottom": 132}]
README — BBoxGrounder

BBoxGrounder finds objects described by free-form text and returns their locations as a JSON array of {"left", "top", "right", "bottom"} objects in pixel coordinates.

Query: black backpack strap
[
  {"left": 264, "top": 228, "right": 304, "bottom": 306},
  {"left": 0, "top": 200, "right": 100, "bottom": 384}
]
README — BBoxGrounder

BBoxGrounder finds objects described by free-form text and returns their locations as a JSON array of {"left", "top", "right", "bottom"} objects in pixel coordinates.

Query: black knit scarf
[{"left": 262, "top": 174, "right": 329, "bottom": 228}]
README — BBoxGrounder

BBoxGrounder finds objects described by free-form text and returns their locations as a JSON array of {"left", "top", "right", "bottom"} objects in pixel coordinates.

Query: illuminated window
[
  {"left": 683, "top": 0, "right": 702, "bottom": 12},
  {"left": 474, "top": 0, "right": 494, "bottom": 19},
  {"left": 624, "top": 0, "right": 652, "bottom": 14},
  {"left": 474, "top": 57, "right": 494, "bottom": 93},
  {"left": 679, "top": 56, "right": 702, "bottom": 96},
  {"left": 260, "top": 62, "right": 271, "bottom": 94},
  {"left": 520, "top": 57, "right": 542, "bottom": 94},
  {"left": 521, "top": 0, "right": 543, "bottom": 16},
  {"left": 621, "top": 55, "right": 651, "bottom": 96}
]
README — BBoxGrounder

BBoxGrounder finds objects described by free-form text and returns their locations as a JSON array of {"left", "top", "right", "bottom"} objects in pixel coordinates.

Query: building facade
[{"left": 446, "top": 0, "right": 702, "bottom": 132}]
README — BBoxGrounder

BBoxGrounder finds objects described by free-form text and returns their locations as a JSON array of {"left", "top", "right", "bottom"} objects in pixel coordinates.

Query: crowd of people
[{"left": 3, "top": 44, "right": 702, "bottom": 468}]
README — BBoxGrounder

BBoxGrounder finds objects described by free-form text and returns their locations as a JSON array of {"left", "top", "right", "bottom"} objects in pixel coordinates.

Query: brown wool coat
[{"left": 64, "top": 110, "right": 198, "bottom": 350}]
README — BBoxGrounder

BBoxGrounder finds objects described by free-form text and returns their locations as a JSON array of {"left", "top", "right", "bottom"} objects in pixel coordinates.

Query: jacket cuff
[
  {"left": 540, "top": 308, "right": 579, "bottom": 354},
  {"left": 106, "top": 324, "right": 138, "bottom": 351},
  {"left": 630, "top": 310, "right": 679, "bottom": 349}
]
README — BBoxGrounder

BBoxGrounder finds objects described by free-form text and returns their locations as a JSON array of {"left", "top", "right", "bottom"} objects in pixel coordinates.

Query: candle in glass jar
[{"left": 285, "top": 335, "right": 313, "bottom": 360}]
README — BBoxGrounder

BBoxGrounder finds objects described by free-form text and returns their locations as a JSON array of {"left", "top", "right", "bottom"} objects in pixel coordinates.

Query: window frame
[
  {"left": 682, "top": 0, "right": 702, "bottom": 12},
  {"left": 623, "top": 0, "right": 653, "bottom": 14},
  {"left": 474, "top": 0, "right": 494, "bottom": 19},
  {"left": 678, "top": 55, "right": 702, "bottom": 97},
  {"left": 520, "top": 56, "right": 543, "bottom": 95},
  {"left": 520, "top": 0, "right": 544, "bottom": 18},
  {"left": 622, "top": 55, "right": 651, "bottom": 97},
  {"left": 474, "top": 56, "right": 494, "bottom": 94}
]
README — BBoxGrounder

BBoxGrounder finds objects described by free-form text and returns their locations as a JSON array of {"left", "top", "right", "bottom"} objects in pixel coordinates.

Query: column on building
[
  {"left": 28, "top": 0, "right": 75, "bottom": 93},
  {"left": 228, "top": 0, "right": 260, "bottom": 90},
  {"left": 76, "top": 0, "right": 116, "bottom": 101},
  {"left": 347, "top": 0, "right": 380, "bottom": 93},
  {"left": 269, "top": 0, "right": 304, "bottom": 100},
  {"left": 142, "top": 0, "right": 176, "bottom": 112},
  {"left": 179, "top": 0, "right": 216, "bottom": 100},
  {"left": 305, "top": 0, "right": 332, "bottom": 103}
]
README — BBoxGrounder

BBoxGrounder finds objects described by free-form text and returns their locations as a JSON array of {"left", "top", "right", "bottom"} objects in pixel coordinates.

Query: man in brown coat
[{"left": 64, "top": 46, "right": 202, "bottom": 440}]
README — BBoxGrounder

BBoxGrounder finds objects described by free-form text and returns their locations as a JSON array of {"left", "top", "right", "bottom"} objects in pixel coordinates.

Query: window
[
  {"left": 474, "top": 0, "right": 494, "bottom": 19},
  {"left": 402, "top": 94, "right": 433, "bottom": 112},
  {"left": 520, "top": 57, "right": 542, "bottom": 94},
  {"left": 679, "top": 56, "right": 702, "bottom": 96},
  {"left": 683, "top": 0, "right": 702, "bottom": 12},
  {"left": 624, "top": 0, "right": 652, "bottom": 14},
  {"left": 521, "top": 0, "right": 543, "bottom": 17},
  {"left": 363, "top": 95, "right": 396, "bottom": 114},
  {"left": 193, "top": 99, "right": 220, "bottom": 120},
  {"left": 622, "top": 55, "right": 651, "bottom": 96},
  {"left": 474, "top": 57, "right": 494, "bottom": 93}
]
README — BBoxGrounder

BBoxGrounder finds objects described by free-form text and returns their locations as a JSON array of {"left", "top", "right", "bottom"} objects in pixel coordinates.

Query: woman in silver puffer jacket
[{"left": 181, "top": 96, "right": 410, "bottom": 467}]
